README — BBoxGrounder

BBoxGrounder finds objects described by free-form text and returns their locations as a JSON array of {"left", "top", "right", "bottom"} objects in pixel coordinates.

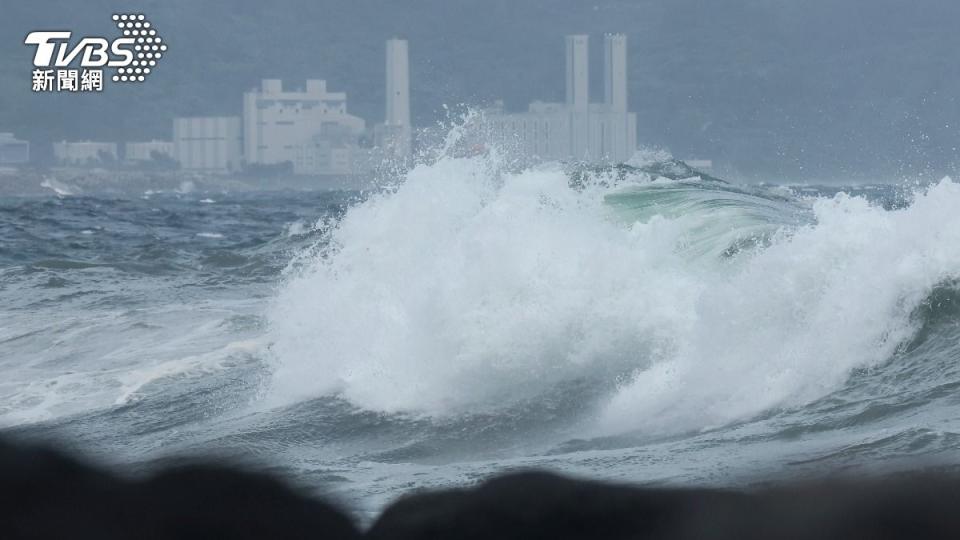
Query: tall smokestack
[
  {"left": 565, "top": 35, "right": 588, "bottom": 111},
  {"left": 385, "top": 38, "right": 411, "bottom": 156},
  {"left": 604, "top": 33, "right": 627, "bottom": 112}
]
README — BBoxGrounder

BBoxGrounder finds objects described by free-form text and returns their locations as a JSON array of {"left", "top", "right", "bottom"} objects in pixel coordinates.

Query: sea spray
[
  {"left": 266, "top": 153, "right": 960, "bottom": 438},
  {"left": 266, "top": 155, "right": 690, "bottom": 413},
  {"left": 262, "top": 154, "right": 738, "bottom": 412},
  {"left": 600, "top": 179, "right": 960, "bottom": 435}
]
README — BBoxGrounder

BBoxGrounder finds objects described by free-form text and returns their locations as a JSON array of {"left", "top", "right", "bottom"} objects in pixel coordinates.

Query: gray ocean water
[{"left": 2, "top": 157, "right": 960, "bottom": 515}]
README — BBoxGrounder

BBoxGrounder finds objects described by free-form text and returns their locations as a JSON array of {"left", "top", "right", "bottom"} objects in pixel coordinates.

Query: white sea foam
[
  {"left": 266, "top": 154, "right": 960, "bottom": 437},
  {"left": 600, "top": 179, "right": 960, "bottom": 435}
]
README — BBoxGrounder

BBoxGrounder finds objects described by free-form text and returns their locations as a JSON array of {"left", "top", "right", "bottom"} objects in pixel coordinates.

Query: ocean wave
[{"left": 264, "top": 140, "right": 960, "bottom": 442}]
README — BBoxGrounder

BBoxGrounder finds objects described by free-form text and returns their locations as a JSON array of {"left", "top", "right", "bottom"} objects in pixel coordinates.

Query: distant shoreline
[{"left": 0, "top": 168, "right": 375, "bottom": 197}]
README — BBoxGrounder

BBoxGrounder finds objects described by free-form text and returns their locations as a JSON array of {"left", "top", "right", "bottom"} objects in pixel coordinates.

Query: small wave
[
  {"left": 284, "top": 220, "right": 311, "bottom": 237},
  {"left": 40, "top": 178, "right": 78, "bottom": 197}
]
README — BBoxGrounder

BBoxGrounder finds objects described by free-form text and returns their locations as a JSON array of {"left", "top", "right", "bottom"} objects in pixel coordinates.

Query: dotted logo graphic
[{"left": 111, "top": 14, "right": 166, "bottom": 83}]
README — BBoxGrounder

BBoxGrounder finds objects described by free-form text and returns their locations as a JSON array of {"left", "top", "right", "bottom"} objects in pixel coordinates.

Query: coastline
[{"left": 0, "top": 168, "right": 375, "bottom": 197}]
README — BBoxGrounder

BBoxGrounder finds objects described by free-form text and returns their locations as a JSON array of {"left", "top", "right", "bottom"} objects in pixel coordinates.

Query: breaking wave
[{"left": 266, "top": 151, "right": 960, "bottom": 439}]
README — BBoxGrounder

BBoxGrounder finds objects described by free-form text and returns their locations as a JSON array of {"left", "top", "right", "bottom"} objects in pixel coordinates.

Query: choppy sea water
[{"left": 2, "top": 156, "right": 960, "bottom": 516}]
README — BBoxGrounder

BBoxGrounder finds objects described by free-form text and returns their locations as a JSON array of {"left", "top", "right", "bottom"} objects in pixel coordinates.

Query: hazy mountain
[{"left": 2, "top": 0, "right": 959, "bottom": 182}]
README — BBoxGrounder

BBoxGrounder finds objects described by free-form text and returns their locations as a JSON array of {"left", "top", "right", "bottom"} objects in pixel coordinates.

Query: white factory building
[
  {"left": 474, "top": 34, "right": 637, "bottom": 164},
  {"left": 242, "top": 79, "right": 366, "bottom": 175},
  {"left": 172, "top": 117, "right": 243, "bottom": 173},
  {"left": 53, "top": 141, "right": 118, "bottom": 165},
  {"left": 165, "top": 38, "right": 413, "bottom": 177},
  {"left": 125, "top": 140, "right": 174, "bottom": 162},
  {"left": 0, "top": 133, "right": 30, "bottom": 165}
]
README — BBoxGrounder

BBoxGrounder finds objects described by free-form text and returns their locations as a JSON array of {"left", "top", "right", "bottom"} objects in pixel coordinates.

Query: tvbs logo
[{"left": 25, "top": 14, "right": 167, "bottom": 92}]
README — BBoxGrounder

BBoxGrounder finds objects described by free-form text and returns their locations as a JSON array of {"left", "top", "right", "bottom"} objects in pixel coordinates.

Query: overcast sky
[{"left": 3, "top": 0, "right": 959, "bottom": 182}]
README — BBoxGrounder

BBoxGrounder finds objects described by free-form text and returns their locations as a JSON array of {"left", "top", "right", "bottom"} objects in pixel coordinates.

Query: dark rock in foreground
[
  {"left": 0, "top": 438, "right": 359, "bottom": 540},
  {"left": 2, "top": 437, "right": 960, "bottom": 539}
]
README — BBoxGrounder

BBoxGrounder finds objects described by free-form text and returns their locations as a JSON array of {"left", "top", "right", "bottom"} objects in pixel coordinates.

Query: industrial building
[
  {"left": 125, "top": 140, "right": 174, "bottom": 163},
  {"left": 0, "top": 133, "right": 30, "bottom": 165},
  {"left": 242, "top": 79, "right": 365, "bottom": 175},
  {"left": 173, "top": 117, "right": 242, "bottom": 173},
  {"left": 53, "top": 141, "right": 118, "bottom": 166},
  {"left": 374, "top": 38, "right": 412, "bottom": 158},
  {"left": 473, "top": 34, "right": 637, "bottom": 164},
  {"left": 160, "top": 38, "right": 412, "bottom": 177}
]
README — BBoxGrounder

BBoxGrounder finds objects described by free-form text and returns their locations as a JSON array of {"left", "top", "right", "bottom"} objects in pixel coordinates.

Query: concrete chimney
[
  {"left": 565, "top": 35, "right": 589, "bottom": 111},
  {"left": 385, "top": 38, "right": 411, "bottom": 156},
  {"left": 386, "top": 39, "right": 410, "bottom": 127},
  {"left": 604, "top": 34, "right": 627, "bottom": 112}
]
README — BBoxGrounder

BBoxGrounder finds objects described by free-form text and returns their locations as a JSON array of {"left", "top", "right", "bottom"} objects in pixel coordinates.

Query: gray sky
[{"left": 3, "top": 0, "right": 959, "bottom": 182}]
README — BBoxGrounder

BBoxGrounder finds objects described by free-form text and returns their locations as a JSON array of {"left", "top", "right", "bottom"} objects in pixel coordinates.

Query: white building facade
[
  {"left": 0, "top": 133, "right": 29, "bottom": 165},
  {"left": 242, "top": 79, "right": 365, "bottom": 175},
  {"left": 474, "top": 33, "right": 637, "bottom": 164},
  {"left": 125, "top": 140, "right": 174, "bottom": 162},
  {"left": 53, "top": 141, "right": 118, "bottom": 165},
  {"left": 173, "top": 117, "right": 242, "bottom": 173}
]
